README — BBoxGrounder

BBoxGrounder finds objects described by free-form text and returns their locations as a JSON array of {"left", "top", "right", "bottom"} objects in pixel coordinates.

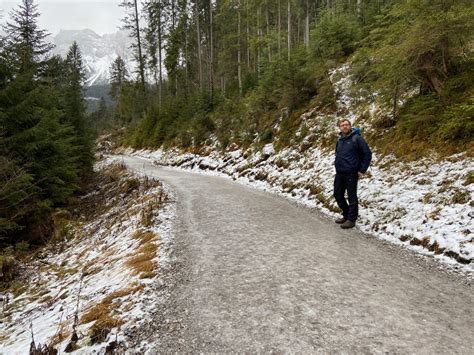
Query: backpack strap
[
  {"left": 352, "top": 127, "right": 362, "bottom": 148},
  {"left": 351, "top": 134, "right": 358, "bottom": 144},
  {"left": 352, "top": 133, "right": 365, "bottom": 166}
]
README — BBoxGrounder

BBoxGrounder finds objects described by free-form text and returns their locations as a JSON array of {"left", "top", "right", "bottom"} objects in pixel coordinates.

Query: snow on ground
[
  {"left": 124, "top": 64, "right": 473, "bottom": 275},
  {"left": 0, "top": 160, "right": 175, "bottom": 354},
  {"left": 128, "top": 144, "right": 473, "bottom": 275}
]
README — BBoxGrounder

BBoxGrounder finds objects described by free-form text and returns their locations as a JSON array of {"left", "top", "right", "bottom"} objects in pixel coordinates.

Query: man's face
[{"left": 339, "top": 120, "right": 351, "bottom": 135}]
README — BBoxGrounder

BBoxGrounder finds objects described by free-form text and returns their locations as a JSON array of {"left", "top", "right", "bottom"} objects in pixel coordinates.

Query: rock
[
  {"left": 262, "top": 144, "right": 275, "bottom": 158},
  {"left": 227, "top": 142, "right": 239, "bottom": 152},
  {"left": 198, "top": 157, "right": 218, "bottom": 170}
]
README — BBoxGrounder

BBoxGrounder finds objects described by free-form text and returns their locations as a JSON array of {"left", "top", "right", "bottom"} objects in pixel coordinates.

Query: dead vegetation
[
  {"left": 80, "top": 284, "right": 143, "bottom": 344},
  {"left": 463, "top": 171, "right": 474, "bottom": 186},
  {"left": 140, "top": 203, "right": 155, "bottom": 227},
  {"left": 0, "top": 255, "right": 18, "bottom": 285},
  {"left": 126, "top": 231, "right": 160, "bottom": 279},
  {"left": 0, "top": 161, "right": 170, "bottom": 351},
  {"left": 398, "top": 235, "right": 471, "bottom": 264},
  {"left": 132, "top": 230, "right": 157, "bottom": 245}
]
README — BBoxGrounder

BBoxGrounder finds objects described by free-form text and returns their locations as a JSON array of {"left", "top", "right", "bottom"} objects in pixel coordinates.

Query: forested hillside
[
  {"left": 112, "top": 0, "right": 473, "bottom": 158},
  {"left": 1, "top": 0, "right": 472, "bottom": 258},
  {"left": 0, "top": 0, "right": 94, "bottom": 250}
]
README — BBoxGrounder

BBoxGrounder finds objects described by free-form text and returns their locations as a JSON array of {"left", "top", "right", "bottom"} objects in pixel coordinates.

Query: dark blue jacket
[{"left": 335, "top": 129, "right": 372, "bottom": 174}]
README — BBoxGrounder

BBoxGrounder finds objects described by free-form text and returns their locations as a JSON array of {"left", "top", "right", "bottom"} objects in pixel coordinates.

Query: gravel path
[{"left": 123, "top": 156, "right": 473, "bottom": 354}]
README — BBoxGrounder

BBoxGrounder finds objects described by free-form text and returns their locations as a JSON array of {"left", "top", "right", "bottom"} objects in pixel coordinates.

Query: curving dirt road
[{"left": 123, "top": 156, "right": 473, "bottom": 354}]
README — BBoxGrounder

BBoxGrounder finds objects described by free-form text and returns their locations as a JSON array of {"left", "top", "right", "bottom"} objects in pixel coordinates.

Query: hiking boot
[
  {"left": 335, "top": 217, "right": 347, "bottom": 224},
  {"left": 340, "top": 220, "right": 356, "bottom": 229}
]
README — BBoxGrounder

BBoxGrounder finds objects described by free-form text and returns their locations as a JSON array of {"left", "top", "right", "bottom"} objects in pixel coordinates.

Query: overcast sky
[{"left": 1, "top": 0, "right": 125, "bottom": 35}]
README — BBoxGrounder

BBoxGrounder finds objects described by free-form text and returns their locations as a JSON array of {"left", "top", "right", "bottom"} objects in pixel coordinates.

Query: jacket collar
[{"left": 339, "top": 128, "right": 356, "bottom": 139}]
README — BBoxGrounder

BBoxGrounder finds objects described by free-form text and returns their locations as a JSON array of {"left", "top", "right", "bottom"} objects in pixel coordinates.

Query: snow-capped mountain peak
[{"left": 52, "top": 29, "right": 135, "bottom": 86}]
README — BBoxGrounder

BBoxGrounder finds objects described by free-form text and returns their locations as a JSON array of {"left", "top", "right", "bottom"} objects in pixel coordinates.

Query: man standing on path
[{"left": 334, "top": 119, "right": 372, "bottom": 229}]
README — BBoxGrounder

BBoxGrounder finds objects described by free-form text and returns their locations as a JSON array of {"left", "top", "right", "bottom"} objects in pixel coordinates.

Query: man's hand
[{"left": 358, "top": 171, "right": 364, "bottom": 178}]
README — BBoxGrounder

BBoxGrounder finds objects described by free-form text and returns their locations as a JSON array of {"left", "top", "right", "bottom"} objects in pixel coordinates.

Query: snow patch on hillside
[
  {"left": 127, "top": 145, "right": 473, "bottom": 276},
  {"left": 122, "top": 63, "right": 473, "bottom": 275},
  {"left": 0, "top": 160, "right": 175, "bottom": 354}
]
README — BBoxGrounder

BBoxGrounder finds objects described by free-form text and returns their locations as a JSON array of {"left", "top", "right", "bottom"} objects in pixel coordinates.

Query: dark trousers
[{"left": 334, "top": 172, "right": 359, "bottom": 222}]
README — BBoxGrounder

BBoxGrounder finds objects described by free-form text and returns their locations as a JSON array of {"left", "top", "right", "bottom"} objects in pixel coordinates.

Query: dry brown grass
[
  {"left": 139, "top": 271, "right": 157, "bottom": 279},
  {"left": 104, "top": 284, "right": 144, "bottom": 303},
  {"left": 81, "top": 303, "right": 111, "bottom": 324},
  {"left": 140, "top": 203, "right": 154, "bottom": 227},
  {"left": 76, "top": 246, "right": 92, "bottom": 261},
  {"left": 126, "top": 233, "right": 160, "bottom": 278},
  {"left": 308, "top": 184, "right": 323, "bottom": 195},
  {"left": 463, "top": 171, "right": 474, "bottom": 186},
  {"left": 82, "top": 265, "right": 103, "bottom": 277},
  {"left": 40, "top": 295, "right": 54, "bottom": 304},
  {"left": 428, "top": 241, "right": 445, "bottom": 255},
  {"left": 49, "top": 324, "right": 70, "bottom": 346},
  {"left": 81, "top": 257, "right": 101, "bottom": 275},
  {"left": 103, "top": 163, "right": 127, "bottom": 183},
  {"left": 80, "top": 284, "right": 144, "bottom": 325},
  {"left": 120, "top": 177, "right": 141, "bottom": 194},
  {"left": 122, "top": 302, "right": 134, "bottom": 312},
  {"left": 138, "top": 242, "right": 158, "bottom": 254},
  {"left": 420, "top": 237, "right": 430, "bottom": 247},
  {"left": 399, "top": 235, "right": 410, "bottom": 242},
  {"left": 126, "top": 253, "right": 156, "bottom": 275},
  {"left": 79, "top": 285, "right": 143, "bottom": 343},
  {"left": 132, "top": 230, "right": 159, "bottom": 246},
  {"left": 89, "top": 315, "right": 124, "bottom": 344}
]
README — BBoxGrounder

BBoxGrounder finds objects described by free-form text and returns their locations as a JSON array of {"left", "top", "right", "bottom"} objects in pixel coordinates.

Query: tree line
[
  {"left": 0, "top": 0, "right": 94, "bottom": 248},
  {"left": 0, "top": 0, "right": 471, "bottom": 248},
  {"left": 111, "top": 0, "right": 472, "bottom": 155}
]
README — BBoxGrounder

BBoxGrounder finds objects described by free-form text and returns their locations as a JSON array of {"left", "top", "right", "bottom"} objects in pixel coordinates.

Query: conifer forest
[
  {"left": 1, "top": 0, "right": 473, "bottom": 249},
  {"left": 1, "top": 1, "right": 473, "bottom": 352}
]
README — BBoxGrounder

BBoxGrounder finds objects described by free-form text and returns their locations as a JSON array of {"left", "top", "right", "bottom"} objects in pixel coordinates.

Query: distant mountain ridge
[{"left": 51, "top": 29, "right": 135, "bottom": 86}]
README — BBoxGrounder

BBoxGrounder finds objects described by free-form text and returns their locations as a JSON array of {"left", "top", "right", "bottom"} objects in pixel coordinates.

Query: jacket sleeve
[{"left": 357, "top": 136, "right": 372, "bottom": 173}]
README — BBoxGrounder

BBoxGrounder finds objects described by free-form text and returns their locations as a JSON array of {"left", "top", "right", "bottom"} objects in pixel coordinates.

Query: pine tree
[
  {"left": 109, "top": 56, "right": 142, "bottom": 124},
  {"left": 0, "top": 0, "right": 80, "bottom": 244},
  {"left": 3, "top": 0, "right": 53, "bottom": 73},
  {"left": 110, "top": 56, "right": 129, "bottom": 100},
  {"left": 64, "top": 41, "right": 94, "bottom": 176},
  {"left": 0, "top": 156, "right": 35, "bottom": 239}
]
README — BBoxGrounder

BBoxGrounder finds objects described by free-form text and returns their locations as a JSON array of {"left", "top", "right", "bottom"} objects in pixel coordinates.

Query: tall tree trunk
[
  {"left": 297, "top": 10, "right": 301, "bottom": 44},
  {"left": 304, "top": 0, "right": 310, "bottom": 50},
  {"left": 209, "top": 1, "right": 214, "bottom": 98},
  {"left": 158, "top": 0, "right": 163, "bottom": 105},
  {"left": 287, "top": 0, "right": 291, "bottom": 61},
  {"left": 171, "top": 0, "right": 177, "bottom": 97},
  {"left": 257, "top": 6, "right": 261, "bottom": 72},
  {"left": 278, "top": 0, "right": 281, "bottom": 57},
  {"left": 134, "top": 0, "right": 146, "bottom": 91},
  {"left": 266, "top": 1, "right": 271, "bottom": 62},
  {"left": 171, "top": 0, "right": 176, "bottom": 29},
  {"left": 185, "top": 19, "right": 189, "bottom": 93},
  {"left": 246, "top": 0, "right": 250, "bottom": 69},
  {"left": 195, "top": 0, "right": 203, "bottom": 91},
  {"left": 238, "top": 0, "right": 242, "bottom": 96}
]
